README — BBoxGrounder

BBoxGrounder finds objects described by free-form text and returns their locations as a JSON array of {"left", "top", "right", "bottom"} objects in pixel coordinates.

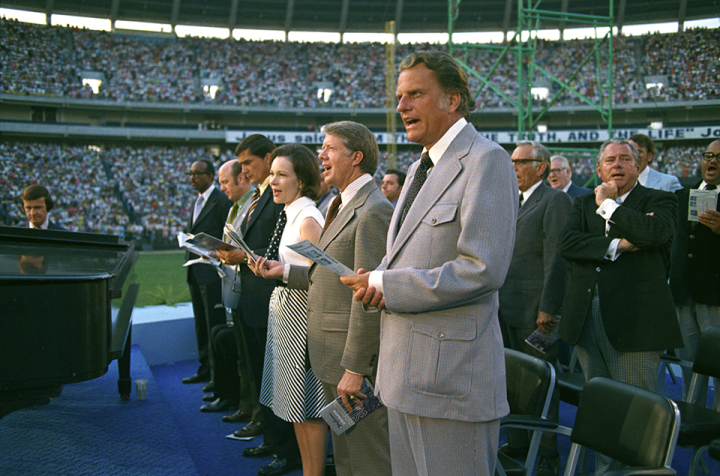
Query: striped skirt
[{"left": 259, "top": 286, "right": 325, "bottom": 422}]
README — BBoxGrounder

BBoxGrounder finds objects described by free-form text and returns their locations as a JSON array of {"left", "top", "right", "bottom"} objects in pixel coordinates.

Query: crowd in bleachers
[
  {"left": 2, "top": 17, "right": 718, "bottom": 107},
  {"left": 0, "top": 140, "right": 708, "bottom": 243}
]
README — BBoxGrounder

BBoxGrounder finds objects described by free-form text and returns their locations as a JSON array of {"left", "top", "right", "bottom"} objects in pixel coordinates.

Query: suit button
[
  {"left": 438, "top": 332, "right": 445, "bottom": 339},
  {"left": 431, "top": 218, "right": 437, "bottom": 224},
  {"left": 587, "top": 289, "right": 592, "bottom": 294},
  {"left": 689, "top": 235, "right": 695, "bottom": 240},
  {"left": 596, "top": 267, "right": 601, "bottom": 272},
  {"left": 688, "top": 253, "right": 693, "bottom": 259}
]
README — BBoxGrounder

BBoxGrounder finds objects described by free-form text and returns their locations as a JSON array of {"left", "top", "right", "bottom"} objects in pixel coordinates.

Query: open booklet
[
  {"left": 224, "top": 223, "right": 260, "bottom": 261},
  {"left": 177, "top": 232, "right": 222, "bottom": 266},
  {"left": 287, "top": 240, "right": 355, "bottom": 276},
  {"left": 319, "top": 378, "right": 384, "bottom": 435},
  {"left": 688, "top": 188, "right": 719, "bottom": 222}
]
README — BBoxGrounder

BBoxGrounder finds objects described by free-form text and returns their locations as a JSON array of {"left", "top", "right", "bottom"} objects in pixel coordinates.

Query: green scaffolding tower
[{"left": 448, "top": 0, "right": 614, "bottom": 142}]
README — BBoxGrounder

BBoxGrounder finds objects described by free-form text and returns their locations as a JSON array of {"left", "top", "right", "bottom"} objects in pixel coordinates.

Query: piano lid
[{"left": 0, "top": 225, "right": 136, "bottom": 288}]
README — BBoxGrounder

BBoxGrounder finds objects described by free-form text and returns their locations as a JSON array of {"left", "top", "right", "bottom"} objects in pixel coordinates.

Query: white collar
[
  {"left": 521, "top": 180, "right": 543, "bottom": 203},
  {"left": 284, "top": 196, "right": 315, "bottom": 223},
  {"left": 638, "top": 166, "right": 650, "bottom": 186},
  {"left": 339, "top": 174, "right": 373, "bottom": 211},
  {"left": 423, "top": 117, "right": 468, "bottom": 165}
]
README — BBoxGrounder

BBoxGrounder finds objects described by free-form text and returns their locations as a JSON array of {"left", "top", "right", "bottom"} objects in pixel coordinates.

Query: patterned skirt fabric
[{"left": 259, "top": 287, "right": 325, "bottom": 422}]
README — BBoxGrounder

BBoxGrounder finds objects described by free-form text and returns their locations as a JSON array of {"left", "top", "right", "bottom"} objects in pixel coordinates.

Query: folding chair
[
  {"left": 497, "top": 349, "right": 571, "bottom": 476},
  {"left": 564, "top": 377, "right": 680, "bottom": 476}
]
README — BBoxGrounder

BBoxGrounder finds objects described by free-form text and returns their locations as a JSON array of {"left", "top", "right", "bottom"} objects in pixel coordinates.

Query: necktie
[
  {"left": 224, "top": 202, "right": 239, "bottom": 241},
  {"left": 322, "top": 195, "right": 343, "bottom": 233},
  {"left": 707, "top": 185, "right": 717, "bottom": 190},
  {"left": 245, "top": 188, "right": 261, "bottom": 223},
  {"left": 193, "top": 195, "right": 205, "bottom": 223},
  {"left": 519, "top": 192, "right": 524, "bottom": 209},
  {"left": 265, "top": 210, "right": 287, "bottom": 261},
  {"left": 399, "top": 152, "right": 433, "bottom": 227}
]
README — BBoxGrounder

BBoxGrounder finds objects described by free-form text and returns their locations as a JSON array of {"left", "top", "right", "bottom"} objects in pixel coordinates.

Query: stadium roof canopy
[{"left": 2, "top": 0, "right": 717, "bottom": 35}]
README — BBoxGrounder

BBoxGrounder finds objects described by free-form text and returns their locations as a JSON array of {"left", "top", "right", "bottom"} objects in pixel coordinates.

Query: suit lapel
[
  {"left": 518, "top": 183, "right": 545, "bottom": 221},
  {"left": 242, "top": 186, "right": 272, "bottom": 234},
  {"left": 387, "top": 125, "right": 471, "bottom": 263},
  {"left": 190, "top": 188, "right": 217, "bottom": 231}
]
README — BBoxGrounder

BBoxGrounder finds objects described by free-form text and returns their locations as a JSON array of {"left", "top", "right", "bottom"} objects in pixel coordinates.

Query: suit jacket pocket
[
  {"left": 421, "top": 202, "right": 458, "bottom": 226},
  {"left": 407, "top": 318, "right": 476, "bottom": 398}
]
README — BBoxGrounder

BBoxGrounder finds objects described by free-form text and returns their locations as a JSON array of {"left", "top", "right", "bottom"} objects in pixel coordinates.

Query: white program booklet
[
  {"left": 688, "top": 189, "right": 719, "bottom": 222},
  {"left": 287, "top": 240, "right": 355, "bottom": 276}
]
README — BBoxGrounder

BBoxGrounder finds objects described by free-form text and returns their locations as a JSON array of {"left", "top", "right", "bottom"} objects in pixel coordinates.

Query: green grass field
[{"left": 123, "top": 251, "right": 191, "bottom": 307}]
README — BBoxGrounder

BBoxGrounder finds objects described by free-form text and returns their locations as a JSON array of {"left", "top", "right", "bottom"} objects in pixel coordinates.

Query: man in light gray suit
[
  {"left": 253, "top": 121, "right": 393, "bottom": 476},
  {"left": 498, "top": 141, "right": 572, "bottom": 476},
  {"left": 342, "top": 51, "right": 517, "bottom": 476},
  {"left": 630, "top": 134, "right": 682, "bottom": 193}
]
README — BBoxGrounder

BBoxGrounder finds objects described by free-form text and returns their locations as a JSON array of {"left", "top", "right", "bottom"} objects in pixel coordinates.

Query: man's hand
[
  {"left": 337, "top": 371, "right": 367, "bottom": 413},
  {"left": 340, "top": 269, "right": 386, "bottom": 309},
  {"left": 595, "top": 181, "right": 619, "bottom": 206},
  {"left": 251, "top": 257, "right": 284, "bottom": 279},
  {"left": 698, "top": 209, "right": 720, "bottom": 234},
  {"left": 617, "top": 238, "right": 639, "bottom": 253},
  {"left": 536, "top": 311, "right": 560, "bottom": 333},
  {"left": 216, "top": 248, "right": 245, "bottom": 265}
]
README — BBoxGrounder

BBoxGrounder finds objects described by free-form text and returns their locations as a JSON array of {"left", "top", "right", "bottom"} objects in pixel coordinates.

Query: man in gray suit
[
  {"left": 498, "top": 141, "right": 572, "bottom": 476},
  {"left": 343, "top": 51, "right": 517, "bottom": 476},
  {"left": 630, "top": 134, "right": 682, "bottom": 193},
  {"left": 255, "top": 121, "right": 393, "bottom": 476}
]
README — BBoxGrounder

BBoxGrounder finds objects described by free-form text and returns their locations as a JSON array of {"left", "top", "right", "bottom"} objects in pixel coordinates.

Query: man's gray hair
[
  {"left": 516, "top": 140, "right": 551, "bottom": 179},
  {"left": 597, "top": 138, "right": 640, "bottom": 166},
  {"left": 550, "top": 155, "right": 570, "bottom": 170}
]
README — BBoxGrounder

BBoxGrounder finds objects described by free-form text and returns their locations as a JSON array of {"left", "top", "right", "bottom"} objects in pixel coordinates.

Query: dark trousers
[
  {"left": 188, "top": 272, "right": 226, "bottom": 378},
  {"left": 239, "top": 314, "right": 299, "bottom": 461},
  {"left": 210, "top": 324, "right": 240, "bottom": 400}
]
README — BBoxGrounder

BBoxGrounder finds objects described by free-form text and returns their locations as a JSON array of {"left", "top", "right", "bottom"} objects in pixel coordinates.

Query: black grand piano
[{"left": 0, "top": 225, "right": 138, "bottom": 418}]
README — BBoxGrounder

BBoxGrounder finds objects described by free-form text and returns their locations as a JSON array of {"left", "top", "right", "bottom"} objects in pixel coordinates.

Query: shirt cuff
[
  {"left": 345, "top": 369, "right": 363, "bottom": 376},
  {"left": 605, "top": 238, "right": 621, "bottom": 261},
  {"left": 369, "top": 270, "right": 384, "bottom": 293},
  {"left": 596, "top": 198, "right": 620, "bottom": 220},
  {"left": 282, "top": 264, "right": 290, "bottom": 283}
]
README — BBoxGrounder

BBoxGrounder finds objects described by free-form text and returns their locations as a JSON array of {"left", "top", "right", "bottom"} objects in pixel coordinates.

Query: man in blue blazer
[
  {"left": 630, "top": 134, "right": 682, "bottom": 193},
  {"left": 19, "top": 185, "right": 67, "bottom": 230},
  {"left": 548, "top": 155, "right": 593, "bottom": 200},
  {"left": 183, "top": 160, "right": 232, "bottom": 385},
  {"left": 344, "top": 51, "right": 516, "bottom": 476}
]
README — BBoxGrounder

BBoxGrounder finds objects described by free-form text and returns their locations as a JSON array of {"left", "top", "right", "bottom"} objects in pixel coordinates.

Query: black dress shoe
[
  {"left": 200, "top": 398, "right": 237, "bottom": 412},
  {"left": 222, "top": 409, "right": 252, "bottom": 423},
  {"left": 182, "top": 373, "right": 210, "bottom": 384},
  {"left": 257, "top": 457, "right": 302, "bottom": 476},
  {"left": 234, "top": 421, "right": 265, "bottom": 438},
  {"left": 202, "top": 381, "right": 215, "bottom": 393},
  {"left": 536, "top": 455, "right": 561, "bottom": 476},
  {"left": 242, "top": 441, "right": 277, "bottom": 458},
  {"left": 201, "top": 393, "right": 217, "bottom": 402},
  {"left": 498, "top": 443, "right": 529, "bottom": 461}
]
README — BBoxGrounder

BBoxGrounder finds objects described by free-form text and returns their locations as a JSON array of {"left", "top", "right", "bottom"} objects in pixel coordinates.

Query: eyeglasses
[
  {"left": 702, "top": 152, "right": 720, "bottom": 162},
  {"left": 511, "top": 159, "right": 541, "bottom": 165},
  {"left": 549, "top": 168, "right": 568, "bottom": 174},
  {"left": 185, "top": 171, "right": 211, "bottom": 177}
]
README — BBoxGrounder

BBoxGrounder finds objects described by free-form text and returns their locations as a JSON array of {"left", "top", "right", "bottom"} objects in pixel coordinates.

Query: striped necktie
[{"left": 245, "top": 188, "right": 261, "bottom": 223}]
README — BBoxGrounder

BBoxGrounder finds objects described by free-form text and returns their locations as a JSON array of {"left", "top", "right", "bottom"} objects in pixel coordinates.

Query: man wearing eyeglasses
[
  {"left": 498, "top": 141, "right": 572, "bottom": 476},
  {"left": 547, "top": 155, "right": 593, "bottom": 199},
  {"left": 183, "top": 159, "right": 232, "bottom": 385},
  {"left": 670, "top": 139, "right": 720, "bottom": 411}
]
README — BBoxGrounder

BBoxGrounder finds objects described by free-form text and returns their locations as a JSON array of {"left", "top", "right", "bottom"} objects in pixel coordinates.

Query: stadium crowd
[
  {"left": 2, "top": 17, "right": 718, "bottom": 106},
  {"left": 0, "top": 140, "right": 708, "bottom": 242}
]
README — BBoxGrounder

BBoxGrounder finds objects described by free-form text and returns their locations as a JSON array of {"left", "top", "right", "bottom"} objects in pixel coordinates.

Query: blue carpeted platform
[{"left": 1, "top": 345, "right": 717, "bottom": 476}]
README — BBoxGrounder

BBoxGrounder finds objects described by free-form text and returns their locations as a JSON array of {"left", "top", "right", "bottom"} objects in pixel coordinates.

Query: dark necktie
[
  {"left": 265, "top": 210, "right": 287, "bottom": 261},
  {"left": 245, "top": 188, "right": 261, "bottom": 224},
  {"left": 707, "top": 185, "right": 717, "bottom": 190},
  {"left": 519, "top": 192, "right": 524, "bottom": 209},
  {"left": 322, "top": 195, "right": 343, "bottom": 233},
  {"left": 399, "top": 152, "right": 433, "bottom": 227}
]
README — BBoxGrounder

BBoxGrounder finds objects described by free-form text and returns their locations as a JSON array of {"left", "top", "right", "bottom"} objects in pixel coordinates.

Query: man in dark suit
[
  {"left": 499, "top": 141, "right": 572, "bottom": 476},
  {"left": 548, "top": 155, "right": 592, "bottom": 200},
  {"left": 20, "top": 185, "right": 67, "bottom": 230},
  {"left": 183, "top": 160, "right": 232, "bottom": 385},
  {"left": 670, "top": 139, "right": 720, "bottom": 411},
  {"left": 343, "top": 50, "right": 516, "bottom": 476},
  {"left": 381, "top": 168, "right": 406, "bottom": 207},
  {"left": 216, "top": 134, "right": 300, "bottom": 476},
  {"left": 559, "top": 138, "right": 683, "bottom": 473}
]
